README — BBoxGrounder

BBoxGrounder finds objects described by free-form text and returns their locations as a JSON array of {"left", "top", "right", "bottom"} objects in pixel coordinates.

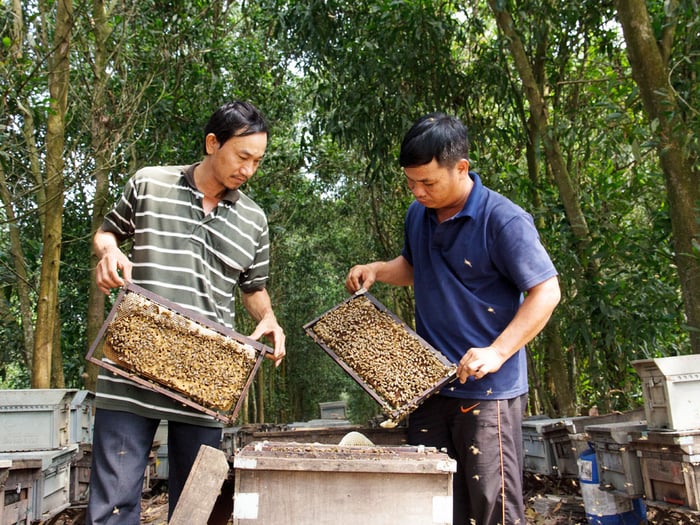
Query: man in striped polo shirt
[{"left": 87, "top": 101, "right": 286, "bottom": 525}]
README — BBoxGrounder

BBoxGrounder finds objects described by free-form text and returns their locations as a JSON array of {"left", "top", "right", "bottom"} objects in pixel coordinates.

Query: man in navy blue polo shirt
[{"left": 346, "top": 112, "right": 560, "bottom": 525}]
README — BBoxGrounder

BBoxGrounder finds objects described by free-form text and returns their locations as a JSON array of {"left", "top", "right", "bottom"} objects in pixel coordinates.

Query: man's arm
[
  {"left": 457, "top": 275, "right": 561, "bottom": 383},
  {"left": 241, "top": 288, "right": 286, "bottom": 366}
]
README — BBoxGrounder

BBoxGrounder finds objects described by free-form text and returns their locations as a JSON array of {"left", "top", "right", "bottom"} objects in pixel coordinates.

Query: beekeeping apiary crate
[
  {"left": 69, "top": 443, "right": 91, "bottom": 504},
  {"left": 0, "top": 445, "right": 78, "bottom": 523},
  {"left": 225, "top": 424, "right": 409, "bottom": 455},
  {"left": 541, "top": 408, "right": 646, "bottom": 478},
  {"left": 631, "top": 429, "right": 700, "bottom": 510},
  {"left": 148, "top": 420, "right": 170, "bottom": 481},
  {"left": 540, "top": 417, "right": 588, "bottom": 478},
  {"left": 319, "top": 400, "right": 347, "bottom": 420},
  {"left": 0, "top": 460, "right": 11, "bottom": 524},
  {"left": 586, "top": 421, "right": 647, "bottom": 497},
  {"left": 522, "top": 416, "right": 570, "bottom": 476},
  {"left": 233, "top": 441, "right": 456, "bottom": 524},
  {"left": 0, "top": 457, "right": 40, "bottom": 525},
  {"left": 632, "top": 355, "right": 700, "bottom": 431},
  {"left": 69, "top": 390, "right": 94, "bottom": 444},
  {"left": 0, "top": 389, "right": 76, "bottom": 452},
  {"left": 86, "top": 283, "right": 272, "bottom": 424},
  {"left": 303, "top": 292, "right": 457, "bottom": 423}
]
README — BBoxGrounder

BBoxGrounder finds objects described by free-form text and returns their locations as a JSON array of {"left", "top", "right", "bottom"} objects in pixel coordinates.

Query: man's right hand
[{"left": 93, "top": 229, "right": 132, "bottom": 294}]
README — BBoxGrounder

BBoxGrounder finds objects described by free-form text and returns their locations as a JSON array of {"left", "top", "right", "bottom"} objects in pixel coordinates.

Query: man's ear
[
  {"left": 204, "top": 133, "right": 219, "bottom": 155},
  {"left": 457, "top": 158, "right": 470, "bottom": 174}
]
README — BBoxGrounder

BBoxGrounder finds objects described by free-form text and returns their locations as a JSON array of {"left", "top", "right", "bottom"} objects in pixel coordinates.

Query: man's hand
[
  {"left": 249, "top": 314, "right": 286, "bottom": 367},
  {"left": 93, "top": 229, "right": 132, "bottom": 294},
  {"left": 242, "top": 289, "right": 286, "bottom": 367},
  {"left": 345, "top": 257, "right": 414, "bottom": 293},
  {"left": 457, "top": 346, "right": 504, "bottom": 383},
  {"left": 345, "top": 264, "right": 378, "bottom": 293}
]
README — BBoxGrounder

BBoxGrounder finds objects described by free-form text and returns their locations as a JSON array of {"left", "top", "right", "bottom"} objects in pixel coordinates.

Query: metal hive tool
[
  {"left": 303, "top": 290, "right": 457, "bottom": 424},
  {"left": 85, "top": 283, "right": 271, "bottom": 424}
]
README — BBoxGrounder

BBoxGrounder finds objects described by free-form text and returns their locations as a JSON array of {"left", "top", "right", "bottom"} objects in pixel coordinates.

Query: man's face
[
  {"left": 403, "top": 158, "right": 469, "bottom": 210},
  {"left": 207, "top": 132, "right": 268, "bottom": 190}
]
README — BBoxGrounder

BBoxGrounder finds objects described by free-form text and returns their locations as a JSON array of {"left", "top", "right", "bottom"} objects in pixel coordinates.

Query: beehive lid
[
  {"left": 234, "top": 441, "right": 457, "bottom": 474},
  {"left": 540, "top": 408, "right": 646, "bottom": 435},
  {"left": 632, "top": 354, "right": 700, "bottom": 378},
  {"left": 86, "top": 283, "right": 271, "bottom": 424},
  {"left": 0, "top": 444, "right": 79, "bottom": 471},
  {"left": 69, "top": 390, "right": 94, "bottom": 409},
  {"left": 522, "top": 416, "right": 572, "bottom": 432},
  {"left": 585, "top": 421, "right": 648, "bottom": 444},
  {"left": 0, "top": 389, "right": 77, "bottom": 409},
  {"left": 303, "top": 291, "right": 457, "bottom": 423}
]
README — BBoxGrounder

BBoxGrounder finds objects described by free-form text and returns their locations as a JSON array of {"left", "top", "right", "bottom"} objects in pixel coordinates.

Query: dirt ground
[{"left": 42, "top": 476, "right": 700, "bottom": 525}]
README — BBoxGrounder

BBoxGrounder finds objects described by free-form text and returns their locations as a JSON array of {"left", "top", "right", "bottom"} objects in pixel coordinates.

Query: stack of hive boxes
[
  {"left": 521, "top": 354, "right": 700, "bottom": 514},
  {"left": 0, "top": 389, "right": 94, "bottom": 524},
  {"left": 630, "top": 355, "right": 700, "bottom": 511}
]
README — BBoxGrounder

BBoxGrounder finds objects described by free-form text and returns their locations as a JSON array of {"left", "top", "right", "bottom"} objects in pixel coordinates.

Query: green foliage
[{"left": 1, "top": 0, "right": 696, "bottom": 424}]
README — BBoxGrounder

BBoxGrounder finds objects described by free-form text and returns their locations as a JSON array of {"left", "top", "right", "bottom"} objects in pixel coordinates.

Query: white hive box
[
  {"left": 69, "top": 390, "right": 95, "bottom": 444},
  {"left": 233, "top": 442, "right": 456, "bottom": 524},
  {"left": 632, "top": 354, "right": 700, "bottom": 431},
  {"left": 0, "top": 389, "right": 76, "bottom": 452}
]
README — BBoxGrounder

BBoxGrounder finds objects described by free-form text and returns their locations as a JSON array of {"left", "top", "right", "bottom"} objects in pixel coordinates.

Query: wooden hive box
[
  {"left": 233, "top": 441, "right": 456, "bottom": 524},
  {"left": 632, "top": 429, "right": 700, "bottom": 511},
  {"left": 0, "top": 458, "right": 40, "bottom": 525},
  {"left": 0, "top": 445, "right": 78, "bottom": 524},
  {"left": 303, "top": 291, "right": 456, "bottom": 424},
  {"left": 86, "top": 283, "right": 271, "bottom": 424}
]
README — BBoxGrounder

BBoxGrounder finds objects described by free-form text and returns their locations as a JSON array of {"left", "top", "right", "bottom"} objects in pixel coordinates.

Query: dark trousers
[
  {"left": 407, "top": 394, "right": 527, "bottom": 525},
  {"left": 85, "top": 408, "right": 222, "bottom": 525}
]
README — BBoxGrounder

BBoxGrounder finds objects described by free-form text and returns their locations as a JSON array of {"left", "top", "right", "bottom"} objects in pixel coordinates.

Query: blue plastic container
[{"left": 578, "top": 445, "right": 647, "bottom": 524}]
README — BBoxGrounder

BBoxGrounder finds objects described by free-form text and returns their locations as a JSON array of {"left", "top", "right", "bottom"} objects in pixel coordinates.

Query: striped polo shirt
[{"left": 95, "top": 164, "right": 270, "bottom": 426}]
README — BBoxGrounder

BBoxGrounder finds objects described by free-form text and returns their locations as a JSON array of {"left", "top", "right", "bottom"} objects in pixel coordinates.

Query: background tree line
[{"left": 1, "top": 0, "right": 697, "bottom": 425}]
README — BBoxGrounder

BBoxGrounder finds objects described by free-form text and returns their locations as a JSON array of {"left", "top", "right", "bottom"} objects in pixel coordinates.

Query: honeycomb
[
  {"left": 309, "top": 295, "right": 456, "bottom": 419},
  {"left": 104, "top": 291, "right": 258, "bottom": 411}
]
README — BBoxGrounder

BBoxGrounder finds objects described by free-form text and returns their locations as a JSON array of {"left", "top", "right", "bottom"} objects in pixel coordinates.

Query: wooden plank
[{"left": 169, "top": 445, "right": 230, "bottom": 525}]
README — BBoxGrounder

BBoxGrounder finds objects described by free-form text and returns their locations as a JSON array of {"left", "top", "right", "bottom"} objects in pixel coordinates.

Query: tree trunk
[
  {"left": 488, "top": 0, "right": 583, "bottom": 416},
  {"left": 32, "top": 0, "right": 72, "bottom": 388},
  {"left": 488, "top": 0, "right": 592, "bottom": 256},
  {"left": 84, "top": 0, "right": 114, "bottom": 391},
  {"left": 614, "top": 0, "right": 700, "bottom": 352},
  {"left": 51, "top": 301, "right": 65, "bottom": 387},
  {"left": 0, "top": 164, "right": 34, "bottom": 369}
]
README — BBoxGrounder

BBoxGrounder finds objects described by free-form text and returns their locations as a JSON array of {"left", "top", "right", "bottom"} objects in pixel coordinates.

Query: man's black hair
[
  {"left": 399, "top": 112, "right": 469, "bottom": 168},
  {"left": 203, "top": 101, "right": 269, "bottom": 155}
]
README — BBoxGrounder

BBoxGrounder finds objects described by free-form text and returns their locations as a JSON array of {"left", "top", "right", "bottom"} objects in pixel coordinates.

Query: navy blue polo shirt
[{"left": 402, "top": 172, "right": 557, "bottom": 400}]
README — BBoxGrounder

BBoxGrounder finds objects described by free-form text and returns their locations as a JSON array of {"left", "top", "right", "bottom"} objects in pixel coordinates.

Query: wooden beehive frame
[
  {"left": 86, "top": 283, "right": 271, "bottom": 424},
  {"left": 303, "top": 291, "right": 456, "bottom": 422}
]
